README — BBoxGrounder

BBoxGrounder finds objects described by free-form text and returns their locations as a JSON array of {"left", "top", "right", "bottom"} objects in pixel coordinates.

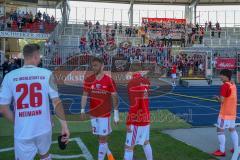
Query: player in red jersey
[
  {"left": 171, "top": 63, "right": 177, "bottom": 86},
  {"left": 124, "top": 72, "right": 153, "bottom": 160},
  {"left": 81, "top": 57, "right": 119, "bottom": 160}
]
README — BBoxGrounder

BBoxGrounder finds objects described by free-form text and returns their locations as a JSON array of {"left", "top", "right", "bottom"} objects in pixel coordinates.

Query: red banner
[
  {"left": 142, "top": 18, "right": 186, "bottom": 24},
  {"left": 216, "top": 58, "right": 236, "bottom": 70}
]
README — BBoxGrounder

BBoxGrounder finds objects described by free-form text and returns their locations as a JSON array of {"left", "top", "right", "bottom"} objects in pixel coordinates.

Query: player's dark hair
[
  {"left": 23, "top": 44, "right": 40, "bottom": 58},
  {"left": 220, "top": 69, "right": 232, "bottom": 80},
  {"left": 92, "top": 56, "right": 104, "bottom": 64}
]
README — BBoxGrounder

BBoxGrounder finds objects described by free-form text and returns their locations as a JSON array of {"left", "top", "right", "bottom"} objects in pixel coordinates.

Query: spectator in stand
[
  {"left": 119, "top": 23, "right": 122, "bottom": 34},
  {"left": 9, "top": 58, "right": 20, "bottom": 72},
  {"left": 35, "top": 13, "right": 40, "bottom": 22},
  {"left": 45, "top": 14, "right": 50, "bottom": 23},
  {"left": 218, "top": 28, "right": 221, "bottom": 38},
  {"left": 181, "top": 33, "right": 185, "bottom": 47},
  {"left": 205, "top": 21, "right": 208, "bottom": 31},
  {"left": 51, "top": 15, "right": 55, "bottom": 23},
  {"left": 80, "top": 35, "right": 87, "bottom": 52},
  {"left": 37, "top": 10, "right": 42, "bottom": 20},
  {"left": 216, "top": 21, "right": 220, "bottom": 30},
  {"left": 114, "top": 22, "right": 118, "bottom": 30},
  {"left": 0, "top": 18, "right": 4, "bottom": 31},
  {"left": 196, "top": 23, "right": 199, "bottom": 31},
  {"left": 216, "top": 22, "right": 221, "bottom": 38},
  {"left": 96, "top": 21, "right": 100, "bottom": 29},
  {"left": 2, "top": 59, "right": 9, "bottom": 78},
  {"left": 111, "top": 29, "right": 116, "bottom": 38},
  {"left": 208, "top": 21, "right": 212, "bottom": 30},
  {"left": 45, "top": 40, "right": 52, "bottom": 54},
  {"left": 211, "top": 27, "right": 215, "bottom": 37},
  {"left": 199, "top": 27, "right": 204, "bottom": 44},
  {"left": 6, "top": 19, "right": 12, "bottom": 30},
  {"left": 88, "top": 21, "right": 92, "bottom": 28},
  {"left": 43, "top": 12, "right": 47, "bottom": 21},
  {"left": 84, "top": 20, "right": 88, "bottom": 27}
]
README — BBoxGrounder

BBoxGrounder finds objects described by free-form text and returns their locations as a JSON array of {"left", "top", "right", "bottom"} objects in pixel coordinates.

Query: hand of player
[
  {"left": 213, "top": 95, "right": 220, "bottom": 101},
  {"left": 61, "top": 125, "right": 70, "bottom": 144},
  {"left": 80, "top": 109, "right": 87, "bottom": 121},
  {"left": 114, "top": 109, "right": 119, "bottom": 126}
]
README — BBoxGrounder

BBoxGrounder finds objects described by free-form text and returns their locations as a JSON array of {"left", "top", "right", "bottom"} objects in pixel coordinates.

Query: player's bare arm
[
  {"left": 112, "top": 92, "right": 119, "bottom": 125},
  {"left": 80, "top": 91, "right": 88, "bottom": 120},
  {"left": 0, "top": 105, "right": 14, "bottom": 123},
  {"left": 52, "top": 97, "right": 70, "bottom": 144},
  {"left": 213, "top": 95, "right": 224, "bottom": 103},
  {"left": 81, "top": 91, "right": 88, "bottom": 112}
]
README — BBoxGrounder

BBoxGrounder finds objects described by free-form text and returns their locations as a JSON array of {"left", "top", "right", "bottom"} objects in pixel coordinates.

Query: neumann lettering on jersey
[
  {"left": 0, "top": 31, "right": 50, "bottom": 39},
  {"left": 19, "top": 110, "right": 42, "bottom": 117},
  {"left": 13, "top": 76, "right": 45, "bottom": 81}
]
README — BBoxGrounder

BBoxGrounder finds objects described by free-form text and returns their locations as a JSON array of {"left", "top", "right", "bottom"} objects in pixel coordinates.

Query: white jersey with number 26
[{"left": 0, "top": 65, "right": 59, "bottom": 140}]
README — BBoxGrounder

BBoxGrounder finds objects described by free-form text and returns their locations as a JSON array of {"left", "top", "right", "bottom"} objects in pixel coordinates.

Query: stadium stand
[{"left": 1, "top": 10, "right": 57, "bottom": 33}]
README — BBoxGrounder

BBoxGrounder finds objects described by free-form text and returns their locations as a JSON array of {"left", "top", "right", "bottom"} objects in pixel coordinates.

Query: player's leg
[
  {"left": 142, "top": 125, "right": 153, "bottom": 160},
  {"left": 97, "top": 117, "right": 114, "bottom": 160},
  {"left": 215, "top": 127, "right": 226, "bottom": 155},
  {"left": 124, "top": 125, "right": 137, "bottom": 160},
  {"left": 36, "top": 131, "right": 52, "bottom": 160},
  {"left": 143, "top": 140, "right": 153, "bottom": 160},
  {"left": 98, "top": 135, "right": 108, "bottom": 160},
  {"left": 14, "top": 138, "right": 37, "bottom": 160},
  {"left": 124, "top": 145, "right": 134, "bottom": 160},
  {"left": 171, "top": 74, "right": 176, "bottom": 86},
  {"left": 213, "top": 118, "right": 226, "bottom": 156},
  {"left": 228, "top": 120, "right": 239, "bottom": 153},
  {"left": 171, "top": 74, "right": 174, "bottom": 86}
]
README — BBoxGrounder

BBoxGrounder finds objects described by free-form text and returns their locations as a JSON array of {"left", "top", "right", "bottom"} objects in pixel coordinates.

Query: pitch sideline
[{"left": 0, "top": 137, "right": 94, "bottom": 160}]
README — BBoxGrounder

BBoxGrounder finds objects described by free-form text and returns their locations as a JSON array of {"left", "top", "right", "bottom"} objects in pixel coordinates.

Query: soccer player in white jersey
[{"left": 0, "top": 44, "right": 70, "bottom": 160}]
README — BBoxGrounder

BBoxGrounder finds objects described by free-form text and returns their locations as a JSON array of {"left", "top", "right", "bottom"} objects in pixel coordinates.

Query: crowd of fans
[
  {"left": 142, "top": 20, "right": 207, "bottom": 46},
  {"left": 0, "top": 10, "right": 57, "bottom": 33},
  {"left": 79, "top": 21, "right": 118, "bottom": 54},
  {"left": 204, "top": 21, "right": 222, "bottom": 38},
  {"left": 1, "top": 57, "right": 44, "bottom": 77},
  {"left": 1, "top": 58, "right": 23, "bottom": 77},
  {"left": 174, "top": 53, "right": 205, "bottom": 77},
  {"left": 43, "top": 20, "right": 225, "bottom": 79}
]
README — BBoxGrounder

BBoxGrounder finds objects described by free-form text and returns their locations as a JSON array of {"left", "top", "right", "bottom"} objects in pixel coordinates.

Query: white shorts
[
  {"left": 217, "top": 117, "right": 236, "bottom": 129},
  {"left": 91, "top": 117, "right": 112, "bottom": 136},
  {"left": 125, "top": 125, "right": 150, "bottom": 146},
  {"left": 14, "top": 131, "right": 52, "bottom": 160},
  {"left": 171, "top": 74, "right": 177, "bottom": 79}
]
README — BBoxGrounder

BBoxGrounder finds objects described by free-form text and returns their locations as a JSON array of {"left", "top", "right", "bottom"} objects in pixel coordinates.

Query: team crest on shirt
[
  {"left": 96, "top": 84, "right": 101, "bottom": 89},
  {"left": 103, "top": 129, "right": 107, "bottom": 133}
]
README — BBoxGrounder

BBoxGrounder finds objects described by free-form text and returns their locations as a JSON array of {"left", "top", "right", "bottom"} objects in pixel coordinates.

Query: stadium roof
[
  {"left": 7, "top": 0, "right": 240, "bottom": 8},
  {"left": 70, "top": 0, "right": 240, "bottom": 5},
  {"left": 7, "top": 0, "right": 62, "bottom": 8}
]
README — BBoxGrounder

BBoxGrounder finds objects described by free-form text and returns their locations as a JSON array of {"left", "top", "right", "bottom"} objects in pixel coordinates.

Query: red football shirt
[
  {"left": 127, "top": 74, "right": 150, "bottom": 126},
  {"left": 83, "top": 74, "right": 117, "bottom": 117},
  {"left": 171, "top": 65, "right": 177, "bottom": 74}
]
